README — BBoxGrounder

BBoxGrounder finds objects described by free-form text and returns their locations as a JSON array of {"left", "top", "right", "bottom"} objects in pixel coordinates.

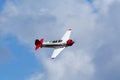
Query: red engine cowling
[
  {"left": 66, "top": 39, "right": 74, "bottom": 46},
  {"left": 35, "top": 38, "right": 44, "bottom": 50}
]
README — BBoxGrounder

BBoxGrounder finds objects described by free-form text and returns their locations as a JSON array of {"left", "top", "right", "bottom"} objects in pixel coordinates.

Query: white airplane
[{"left": 35, "top": 29, "right": 74, "bottom": 59}]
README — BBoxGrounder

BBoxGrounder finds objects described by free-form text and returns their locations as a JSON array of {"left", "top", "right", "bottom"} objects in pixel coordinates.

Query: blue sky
[
  {"left": 0, "top": 0, "right": 6, "bottom": 11},
  {"left": 0, "top": 35, "right": 43, "bottom": 80},
  {"left": 0, "top": 0, "right": 120, "bottom": 80}
]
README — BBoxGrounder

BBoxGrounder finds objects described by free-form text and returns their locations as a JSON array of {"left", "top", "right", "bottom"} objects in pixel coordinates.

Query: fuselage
[{"left": 42, "top": 39, "right": 74, "bottom": 48}]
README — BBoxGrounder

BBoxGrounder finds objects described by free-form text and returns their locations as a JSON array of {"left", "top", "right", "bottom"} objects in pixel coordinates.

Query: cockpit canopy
[{"left": 51, "top": 40, "right": 63, "bottom": 43}]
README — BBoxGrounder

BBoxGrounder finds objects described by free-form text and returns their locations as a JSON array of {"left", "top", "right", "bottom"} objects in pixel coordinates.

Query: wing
[
  {"left": 61, "top": 29, "right": 72, "bottom": 42},
  {"left": 51, "top": 47, "right": 65, "bottom": 59}
]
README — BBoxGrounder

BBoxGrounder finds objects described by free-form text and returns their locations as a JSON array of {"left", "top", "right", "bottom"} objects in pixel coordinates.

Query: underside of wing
[
  {"left": 51, "top": 47, "right": 65, "bottom": 59},
  {"left": 61, "top": 29, "right": 72, "bottom": 42}
]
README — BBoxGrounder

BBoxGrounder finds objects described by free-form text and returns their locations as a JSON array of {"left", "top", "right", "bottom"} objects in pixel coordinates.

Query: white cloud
[
  {"left": 1, "top": 0, "right": 120, "bottom": 80},
  {"left": 31, "top": 50, "right": 95, "bottom": 80},
  {"left": 92, "top": 0, "right": 115, "bottom": 14},
  {"left": 92, "top": 1, "right": 120, "bottom": 80}
]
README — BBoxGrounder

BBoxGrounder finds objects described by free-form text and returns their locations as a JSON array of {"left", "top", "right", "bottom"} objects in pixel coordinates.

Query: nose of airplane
[{"left": 66, "top": 39, "right": 74, "bottom": 46}]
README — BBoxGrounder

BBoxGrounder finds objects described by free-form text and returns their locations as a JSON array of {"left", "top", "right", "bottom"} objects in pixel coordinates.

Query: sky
[{"left": 0, "top": 0, "right": 120, "bottom": 80}]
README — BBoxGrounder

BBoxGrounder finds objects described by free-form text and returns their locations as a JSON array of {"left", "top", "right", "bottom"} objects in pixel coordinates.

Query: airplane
[{"left": 35, "top": 29, "right": 74, "bottom": 59}]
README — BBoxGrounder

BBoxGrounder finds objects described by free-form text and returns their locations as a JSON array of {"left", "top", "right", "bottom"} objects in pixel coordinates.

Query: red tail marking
[
  {"left": 35, "top": 38, "right": 44, "bottom": 50},
  {"left": 40, "top": 38, "right": 44, "bottom": 43}
]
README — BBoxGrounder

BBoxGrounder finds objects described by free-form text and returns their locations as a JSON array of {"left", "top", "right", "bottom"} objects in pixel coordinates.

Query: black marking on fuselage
[{"left": 42, "top": 43, "right": 66, "bottom": 48}]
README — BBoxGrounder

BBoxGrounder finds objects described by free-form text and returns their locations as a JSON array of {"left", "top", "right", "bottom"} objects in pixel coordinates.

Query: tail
[{"left": 35, "top": 38, "right": 44, "bottom": 50}]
